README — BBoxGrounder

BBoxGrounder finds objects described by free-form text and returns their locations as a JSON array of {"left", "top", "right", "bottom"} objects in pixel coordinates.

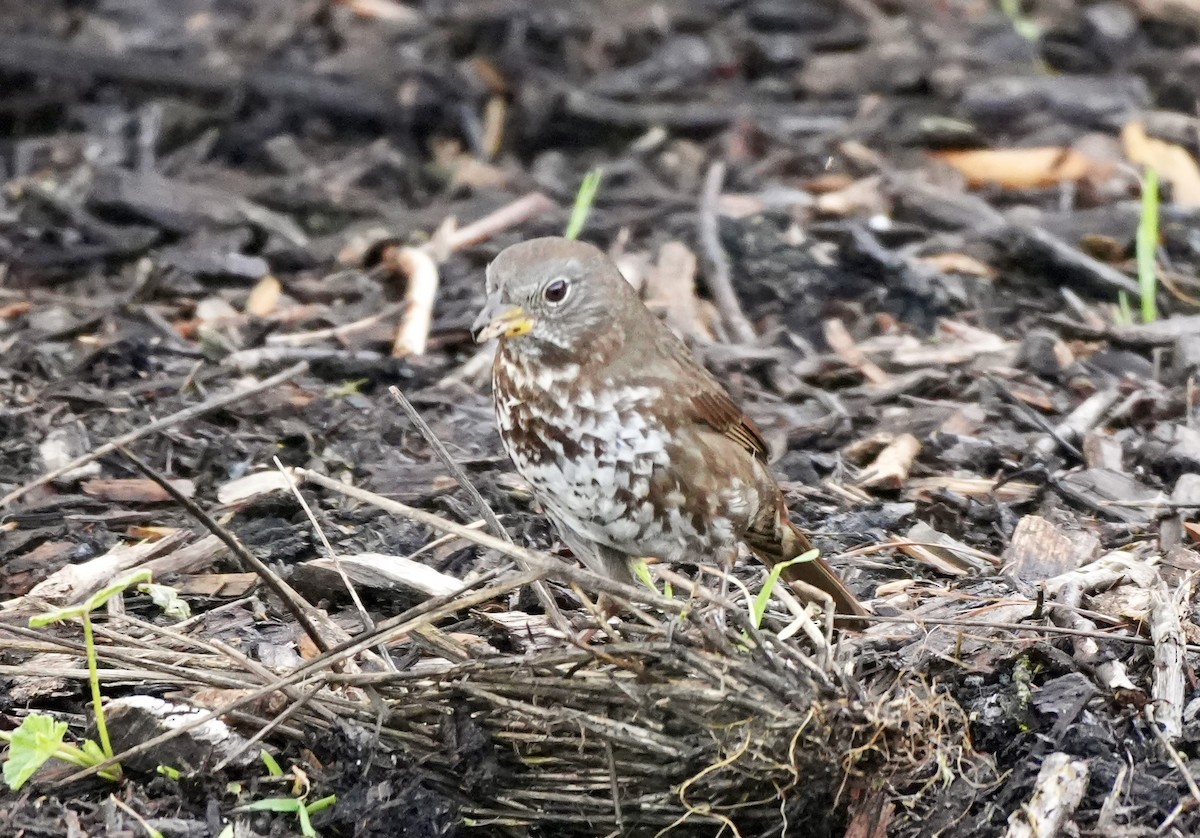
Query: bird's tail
[{"left": 745, "top": 502, "right": 869, "bottom": 620}]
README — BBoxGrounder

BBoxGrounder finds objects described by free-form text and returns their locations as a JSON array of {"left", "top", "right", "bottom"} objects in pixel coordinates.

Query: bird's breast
[{"left": 492, "top": 355, "right": 673, "bottom": 542}]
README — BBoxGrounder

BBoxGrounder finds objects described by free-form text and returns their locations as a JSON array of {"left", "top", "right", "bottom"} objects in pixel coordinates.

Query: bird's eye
[{"left": 543, "top": 278, "right": 570, "bottom": 304}]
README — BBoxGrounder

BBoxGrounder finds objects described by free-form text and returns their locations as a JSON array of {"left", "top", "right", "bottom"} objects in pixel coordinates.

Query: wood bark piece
[
  {"left": 858, "top": 433, "right": 920, "bottom": 489},
  {"left": 298, "top": 553, "right": 462, "bottom": 598},
  {"left": 7, "top": 530, "right": 189, "bottom": 609},
  {"left": 1149, "top": 579, "right": 1188, "bottom": 742},
  {"left": 825, "top": 318, "right": 889, "bottom": 384},
  {"left": 81, "top": 478, "right": 195, "bottom": 503},
  {"left": 388, "top": 246, "right": 439, "bottom": 357},
  {"left": 1057, "top": 469, "right": 1164, "bottom": 523},
  {"left": 895, "top": 522, "right": 998, "bottom": 576},
  {"left": 1034, "top": 388, "right": 1120, "bottom": 457},
  {"left": 1003, "top": 516, "right": 1083, "bottom": 584},
  {"left": 1003, "top": 752, "right": 1090, "bottom": 838},
  {"left": 105, "top": 695, "right": 258, "bottom": 773}
]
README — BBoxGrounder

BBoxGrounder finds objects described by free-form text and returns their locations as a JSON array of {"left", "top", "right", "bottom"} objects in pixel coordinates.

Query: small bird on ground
[{"left": 471, "top": 236, "right": 866, "bottom": 619}]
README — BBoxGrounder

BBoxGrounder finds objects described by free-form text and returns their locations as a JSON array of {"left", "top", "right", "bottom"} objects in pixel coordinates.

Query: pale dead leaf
[
  {"left": 1121, "top": 120, "right": 1200, "bottom": 207},
  {"left": 245, "top": 274, "right": 282, "bottom": 317},
  {"left": 934, "top": 147, "right": 1096, "bottom": 189}
]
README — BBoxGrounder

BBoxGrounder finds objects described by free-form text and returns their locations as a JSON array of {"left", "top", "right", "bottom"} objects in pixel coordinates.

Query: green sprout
[
  {"left": 1, "top": 569, "right": 186, "bottom": 789},
  {"left": 750, "top": 549, "right": 820, "bottom": 630},
  {"left": 1116, "top": 291, "right": 1135, "bottom": 327},
  {"left": 564, "top": 168, "right": 603, "bottom": 240},
  {"left": 260, "top": 749, "right": 285, "bottom": 778},
  {"left": 238, "top": 794, "right": 337, "bottom": 837},
  {"left": 1136, "top": 166, "right": 1160, "bottom": 323}
]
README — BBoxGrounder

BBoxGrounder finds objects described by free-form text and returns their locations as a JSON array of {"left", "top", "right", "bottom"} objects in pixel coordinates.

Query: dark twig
[
  {"left": 0, "top": 361, "right": 309, "bottom": 507},
  {"left": 698, "top": 161, "right": 756, "bottom": 344},
  {"left": 116, "top": 445, "right": 332, "bottom": 655},
  {"left": 388, "top": 386, "right": 571, "bottom": 635}
]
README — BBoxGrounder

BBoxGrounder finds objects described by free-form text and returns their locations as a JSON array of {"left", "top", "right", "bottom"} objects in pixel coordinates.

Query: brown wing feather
[
  {"left": 655, "top": 333, "right": 771, "bottom": 462},
  {"left": 689, "top": 390, "right": 770, "bottom": 462}
]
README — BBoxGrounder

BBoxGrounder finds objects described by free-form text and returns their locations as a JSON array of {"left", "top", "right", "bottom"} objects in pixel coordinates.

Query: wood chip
[
  {"left": 643, "top": 240, "right": 709, "bottom": 341},
  {"left": 81, "top": 478, "right": 195, "bottom": 503},
  {"left": 935, "top": 146, "right": 1098, "bottom": 189},
  {"left": 1121, "top": 120, "right": 1200, "bottom": 207},
  {"left": 1003, "top": 516, "right": 1085, "bottom": 584},
  {"left": 175, "top": 573, "right": 259, "bottom": 597},
  {"left": 1003, "top": 752, "right": 1089, "bottom": 838},
  {"left": 824, "top": 318, "right": 889, "bottom": 385},
  {"left": 896, "top": 522, "right": 999, "bottom": 576},
  {"left": 299, "top": 552, "right": 462, "bottom": 597},
  {"left": 244, "top": 274, "right": 282, "bottom": 316},
  {"left": 858, "top": 433, "right": 920, "bottom": 490},
  {"left": 907, "top": 476, "right": 1038, "bottom": 503},
  {"left": 216, "top": 470, "right": 296, "bottom": 505}
]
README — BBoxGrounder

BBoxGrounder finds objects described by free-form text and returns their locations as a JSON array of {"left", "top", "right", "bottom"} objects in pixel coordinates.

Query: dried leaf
[
  {"left": 1121, "top": 121, "right": 1200, "bottom": 207},
  {"left": 82, "top": 478, "right": 195, "bottom": 503},
  {"left": 934, "top": 147, "right": 1095, "bottom": 189},
  {"left": 245, "top": 274, "right": 282, "bottom": 317}
]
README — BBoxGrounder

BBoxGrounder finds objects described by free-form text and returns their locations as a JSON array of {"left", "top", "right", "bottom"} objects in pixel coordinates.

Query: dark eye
[{"left": 543, "top": 278, "right": 569, "bottom": 304}]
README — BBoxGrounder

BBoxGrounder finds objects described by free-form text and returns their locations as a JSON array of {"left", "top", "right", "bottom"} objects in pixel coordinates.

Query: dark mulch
[{"left": 3, "top": 1, "right": 1200, "bottom": 836}]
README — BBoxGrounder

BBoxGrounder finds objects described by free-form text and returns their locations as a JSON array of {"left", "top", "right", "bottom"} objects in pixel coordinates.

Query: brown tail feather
[
  {"left": 778, "top": 550, "right": 869, "bottom": 619},
  {"left": 745, "top": 511, "right": 869, "bottom": 620}
]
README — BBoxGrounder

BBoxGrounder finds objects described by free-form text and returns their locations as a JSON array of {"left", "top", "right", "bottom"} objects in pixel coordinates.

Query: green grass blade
[
  {"left": 750, "top": 549, "right": 819, "bottom": 629},
  {"left": 564, "top": 168, "right": 603, "bottom": 240},
  {"left": 1136, "top": 166, "right": 1160, "bottom": 323}
]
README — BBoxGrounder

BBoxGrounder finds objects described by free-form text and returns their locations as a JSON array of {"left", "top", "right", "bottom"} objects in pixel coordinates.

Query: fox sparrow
[{"left": 472, "top": 236, "right": 866, "bottom": 617}]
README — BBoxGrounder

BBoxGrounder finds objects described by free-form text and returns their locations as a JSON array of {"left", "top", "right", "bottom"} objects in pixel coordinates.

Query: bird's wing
[
  {"left": 637, "top": 313, "right": 772, "bottom": 463},
  {"left": 688, "top": 388, "right": 770, "bottom": 463}
]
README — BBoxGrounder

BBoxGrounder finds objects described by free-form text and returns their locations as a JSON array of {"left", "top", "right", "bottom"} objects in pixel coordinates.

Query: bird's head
[{"left": 471, "top": 237, "right": 634, "bottom": 360}]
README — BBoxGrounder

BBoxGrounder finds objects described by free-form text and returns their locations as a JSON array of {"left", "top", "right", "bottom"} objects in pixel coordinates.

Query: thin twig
[
  {"left": 54, "top": 568, "right": 543, "bottom": 785},
  {"left": 698, "top": 161, "right": 755, "bottom": 344},
  {"left": 295, "top": 467, "right": 684, "bottom": 615},
  {"left": 274, "top": 456, "right": 395, "bottom": 672},
  {"left": 440, "top": 192, "right": 557, "bottom": 254},
  {"left": 116, "top": 445, "right": 332, "bottom": 655},
  {"left": 0, "top": 361, "right": 309, "bottom": 508},
  {"left": 387, "top": 385, "right": 571, "bottom": 635}
]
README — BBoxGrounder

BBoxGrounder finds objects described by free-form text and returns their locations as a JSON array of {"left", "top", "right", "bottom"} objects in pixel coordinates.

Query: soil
[{"left": 3, "top": 1, "right": 1200, "bottom": 837}]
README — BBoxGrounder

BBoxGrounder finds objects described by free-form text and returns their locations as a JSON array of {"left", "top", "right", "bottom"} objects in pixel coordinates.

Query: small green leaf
[
  {"left": 750, "top": 549, "right": 820, "bottom": 629},
  {"left": 1116, "top": 291, "right": 1134, "bottom": 327},
  {"left": 631, "top": 559, "right": 656, "bottom": 591},
  {"left": 239, "top": 797, "right": 303, "bottom": 814},
  {"left": 297, "top": 803, "right": 316, "bottom": 837},
  {"left": 306, "top": 794, "right": 337, "bottom": 814},
  {"left": 86, "top": 570, "right": 153, "bottom": 614},
  {"left": 1136, "top": 166, "right": 1160, "bottom": 324},
  {"left": 29, "top": 604, "right": 86, "bottom": 628},
  {"left": 157, "top": 764, "right": 181, "bottom": 780},
  {"left": 564, "top": 168, "right": 603, "bottom": 240},
  {"left": 80, "top": 738, "right": 109, "bottom": 765},
  {"left": 3, "top": 714, "right": 68, "bottom": 790},
  {"left": 328, "top": 378, "right": 370, "bottom": 398},
  {"left": 260, "top": 749, "right": 284, "bottom": 777},
  {"left": 138, "top": 582, "right": 191, "bottom": 620}
]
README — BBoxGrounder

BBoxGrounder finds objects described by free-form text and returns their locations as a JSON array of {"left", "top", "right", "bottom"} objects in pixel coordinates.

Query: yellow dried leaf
[
  {"left": 934, "top": 147, "right": 1094, "bottom": 189},
  {"left": 245, "top": 274, "right": 282, "bottom": 317},
  {"left": 1121, "top": 121, "right": 1200, "bottom": 207}
]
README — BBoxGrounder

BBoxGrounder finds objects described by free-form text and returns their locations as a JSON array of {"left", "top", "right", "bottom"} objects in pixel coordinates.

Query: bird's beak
[{"left": 471, "top": 294, "right": 535, "bottom": 343}]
